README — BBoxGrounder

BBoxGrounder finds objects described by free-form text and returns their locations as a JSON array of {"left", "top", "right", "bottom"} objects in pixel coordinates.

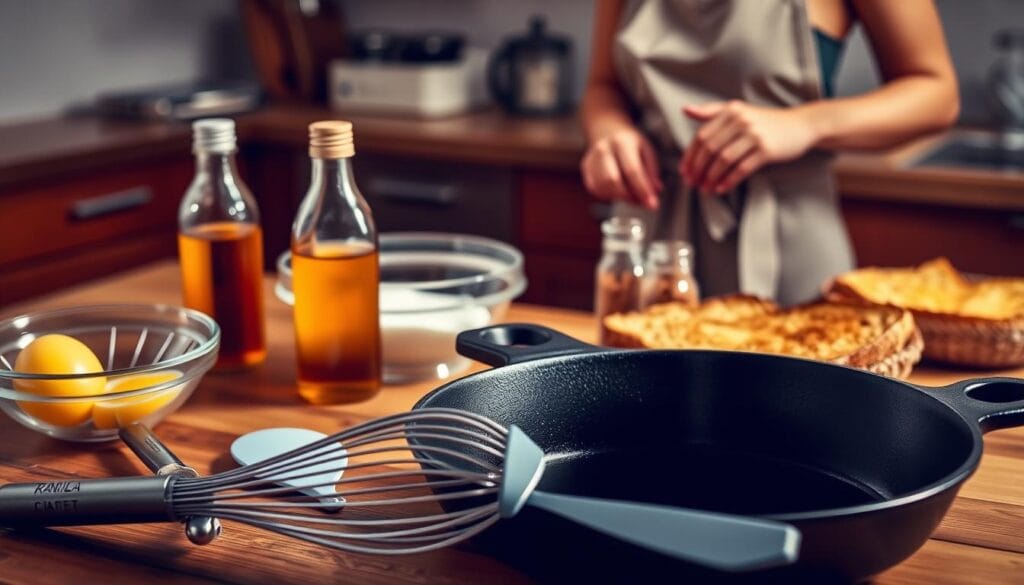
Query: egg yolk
[
  {"left": 13, "top": 334, "right": 107, "bottom": 427},
  {"left": 92, "top": 371, "right": 184, "bottom": 430}
]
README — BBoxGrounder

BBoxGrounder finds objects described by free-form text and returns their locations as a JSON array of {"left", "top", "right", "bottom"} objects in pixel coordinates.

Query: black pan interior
[{"left": 418, "top": 351, "right": 976, "bottom": 517}]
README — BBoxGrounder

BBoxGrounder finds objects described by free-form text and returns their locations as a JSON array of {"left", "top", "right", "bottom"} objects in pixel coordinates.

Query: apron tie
[{"left": 696, "top": 179, "right": 780, "bottom": 299}]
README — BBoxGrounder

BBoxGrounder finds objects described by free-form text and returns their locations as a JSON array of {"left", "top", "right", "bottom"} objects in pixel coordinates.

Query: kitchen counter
[
  {"left": 0, "top": 107, "right": 1020, "bottom": 210},
  {"left": 834, "top": 129, "right": 1024, "bottom": 211},
  {"left": 1, "top": 260, "right": 1023, "bottom": 584}
]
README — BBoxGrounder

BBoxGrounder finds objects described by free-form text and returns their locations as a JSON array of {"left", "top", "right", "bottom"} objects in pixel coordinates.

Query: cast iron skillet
[{"left": 413, "top": 324, "right": 1024, "bottom": 583}]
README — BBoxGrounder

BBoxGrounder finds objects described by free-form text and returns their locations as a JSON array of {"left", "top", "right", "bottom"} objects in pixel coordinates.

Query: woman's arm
[
  {"left": 684, "top": 0, "right": 959, "bottom": 194},
  {"left": 579, "top": 0, "right": 661, "bottom": 210},
  {"left": 805, "top": 0, "right": 960, "bottom": 148}
]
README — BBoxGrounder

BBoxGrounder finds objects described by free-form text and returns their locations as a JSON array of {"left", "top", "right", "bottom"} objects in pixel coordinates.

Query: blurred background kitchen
[{"left": 0, "top": 0, "right": 1021, "bottom": 309}]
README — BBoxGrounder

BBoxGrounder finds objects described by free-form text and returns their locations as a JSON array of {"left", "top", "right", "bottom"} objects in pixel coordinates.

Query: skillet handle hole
[
  {"left": 480, "top": 326, "right": 552, "bottom": 348},
  {"left": 965, "top": 381, "right": 1024, "bottom": 404}
]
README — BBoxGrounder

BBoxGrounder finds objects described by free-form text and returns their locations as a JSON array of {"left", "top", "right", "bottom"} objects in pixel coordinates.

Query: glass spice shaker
[
  {"left": 640, "top": 240, "right": 701, "bottom": 308},
  {"left": 595, "top": 217, "right": 645, "bottom": 344}
]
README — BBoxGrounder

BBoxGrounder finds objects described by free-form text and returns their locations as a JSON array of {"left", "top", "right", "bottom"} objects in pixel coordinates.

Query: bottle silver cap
[{"left": 192, "top": 118, "right": 237, "bottom": 154}]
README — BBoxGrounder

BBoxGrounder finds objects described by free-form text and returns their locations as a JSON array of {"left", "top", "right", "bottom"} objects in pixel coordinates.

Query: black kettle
[{"left": 488, "top": 16, "right": 574, "bottom": 116}]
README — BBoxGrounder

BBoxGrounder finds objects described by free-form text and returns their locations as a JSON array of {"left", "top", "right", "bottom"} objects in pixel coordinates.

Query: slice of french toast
[
  {"left": 827, "top": 257, "right": 1024, "bottom": 321},
  {"left": 603, "top": 295, "right": 919, "bottom": 373},
  {"left": 825, "top": 258, "right": 1024, "bottom": 367}
]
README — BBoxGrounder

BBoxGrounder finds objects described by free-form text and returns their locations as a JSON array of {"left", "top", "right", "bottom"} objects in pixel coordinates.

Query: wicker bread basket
[
  {"left": 910, "top": 312, "right": 1024, "bottom": 368},
  {"left": 826, "top": 277, "right": 1024, "bottom": 369}
]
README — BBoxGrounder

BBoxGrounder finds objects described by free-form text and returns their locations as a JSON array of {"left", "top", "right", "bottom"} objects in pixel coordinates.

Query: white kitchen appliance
[{"left": 328, "top": 48, "right": 488, "bottom": 117}]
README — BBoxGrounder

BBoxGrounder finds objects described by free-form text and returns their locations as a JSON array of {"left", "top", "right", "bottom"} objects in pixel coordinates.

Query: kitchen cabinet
[
  {"left": 356, "top": 154, "right": 514, "bottom": 242},
  {"left": 0, "top": 157, "right": 192, "bottom": 306},
  {"left": 243, "top": 147, "right": 516, "bottom": 269},
  {"left": 517, "top": 169, "right": 1024, "bottom": 307},
  {"left": 841, "top": 198, "right": 1024, "bottom": 276},
  {"left": 3, "top": 108, "right": 1021, "bottom": 308},
  {"left": 517, "top": 169, "right": 602, "bottom": 309}
]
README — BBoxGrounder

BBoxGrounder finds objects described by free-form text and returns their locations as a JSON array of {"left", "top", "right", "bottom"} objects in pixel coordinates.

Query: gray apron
[{"left": 613, "top": 0, "right": 854, "bottom": 305}]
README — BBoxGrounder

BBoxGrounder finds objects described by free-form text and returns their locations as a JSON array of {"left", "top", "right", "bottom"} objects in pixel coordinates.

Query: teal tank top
[{"left": 814, "top": 28, "right": 845, "bottom": 98}]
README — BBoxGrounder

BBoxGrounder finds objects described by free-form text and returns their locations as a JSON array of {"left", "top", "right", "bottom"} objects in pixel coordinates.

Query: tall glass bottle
[
  {"left": 178, "top": 118, "right": 266, "bottom": 369},
  {"left": 291, "top": 121, "right": 381, "bottom": 404}
]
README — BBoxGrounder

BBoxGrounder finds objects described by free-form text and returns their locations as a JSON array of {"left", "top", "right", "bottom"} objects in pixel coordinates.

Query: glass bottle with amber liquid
[
  {"left": 178, "top": 118, "right": 266, "bottom": 369},
  {"left": 291, "top": 121, "right": 381, "bottom": 404}
]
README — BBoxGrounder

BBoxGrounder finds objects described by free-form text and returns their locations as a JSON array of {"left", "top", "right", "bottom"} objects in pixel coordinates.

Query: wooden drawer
[
  {"left": 352, "top": 154, "right": 515, "bottom": 243},
  {"left": 517, "top": 169, "right": 603, "bottom": 309},
  {"left": 521, "top": 252, "right": 599, "bottom": 311},
  {"left": 519, "top": 169, "right": 603, "bottom": 253},
  {"left": 0, "top": 157, "right": 192, "bottom": 266},
  {"left": 0, "top": 232, "right": 177, "bottom": 307},
  {"left": 842, "top": 198, "right": 1024, "bottom": 275}
]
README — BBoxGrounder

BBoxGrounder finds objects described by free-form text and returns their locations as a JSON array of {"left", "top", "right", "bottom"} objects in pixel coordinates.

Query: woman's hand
[
  {"left": 580, "top": 126, "right": 663, "bottom": 210},
  {"left": 680, "top": 101, "right": 819, "bottom": 194}
]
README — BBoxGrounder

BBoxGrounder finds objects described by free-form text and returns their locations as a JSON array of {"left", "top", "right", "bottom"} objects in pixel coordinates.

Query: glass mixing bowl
[
  {"left": 0, "top": 305, "right": 219, "bottom": 442},
  {"left": 277, "top": 233, "right": 527, "bottom": 383}
]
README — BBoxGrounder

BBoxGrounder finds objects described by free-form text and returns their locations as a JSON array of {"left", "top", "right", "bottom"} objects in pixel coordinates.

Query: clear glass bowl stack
[
  {"left": 278, "top": 233, "right": 527, "bottom": 382},
  {"left": 0, "top": 305, "right": 219, "bottom": 442}
]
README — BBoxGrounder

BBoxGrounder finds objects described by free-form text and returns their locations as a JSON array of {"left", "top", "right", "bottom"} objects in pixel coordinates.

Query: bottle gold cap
[{"left": 308, "top": 120, "right": 354, "bottom": 159}]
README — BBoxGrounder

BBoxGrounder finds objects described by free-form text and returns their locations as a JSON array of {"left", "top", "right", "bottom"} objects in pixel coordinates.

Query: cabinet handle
[
  {"left": 70, "top": 187, "right": 153, "bottom": 220},
  {"left": 369, "top": 178, "right": 458, "bottom": 206}
]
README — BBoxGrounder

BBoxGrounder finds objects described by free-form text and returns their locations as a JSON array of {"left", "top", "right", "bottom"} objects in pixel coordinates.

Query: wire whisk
[
  {"left": 0, "top": 408, "right": 800, "bottom": 572},
  {"left": 175, "top": 408, "right": 508, "bottom": 554}
]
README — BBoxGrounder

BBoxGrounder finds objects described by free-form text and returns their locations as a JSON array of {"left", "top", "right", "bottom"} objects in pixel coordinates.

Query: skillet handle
[
  {"left": 456, "top": 324, "right": 603, "bottom": 367},
  {"left": 925, "top": 377, "right": 1024, "bottom": 433}
]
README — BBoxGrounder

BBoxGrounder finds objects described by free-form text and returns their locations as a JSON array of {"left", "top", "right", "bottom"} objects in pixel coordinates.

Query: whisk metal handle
[
  {"left": 0, "top": 476, "right": 175, "bottom": 527},
  {"left": 119, "top": 424, "right": 222, "bottom": 545},
  {"left": 526, "top": 491, "right": 800, "bottom": 572},
  {"left": 120, "top": 424, "right": 194, "bottom": 477}
]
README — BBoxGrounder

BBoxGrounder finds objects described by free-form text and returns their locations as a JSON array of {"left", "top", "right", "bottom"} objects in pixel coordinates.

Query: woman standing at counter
[{"left": 580, "top": 0, "right": 959, "bottom": 304}]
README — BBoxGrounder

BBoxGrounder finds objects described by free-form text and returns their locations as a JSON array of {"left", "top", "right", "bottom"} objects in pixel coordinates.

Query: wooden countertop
[
  {"left": 833, "top": 129, "right": 1024, "bottom": 211},
  {"left": 241, "top": 105, "right": 586, "bottom": 170},
  {"left": 1, "top": 107, "right": 1020, "bottom": 210},
  {"left": 1, "top": 260, "right": 1024, "bottom": 584},
  {"left": 0, "top": 115, "right": 192, "bottom": 190}
]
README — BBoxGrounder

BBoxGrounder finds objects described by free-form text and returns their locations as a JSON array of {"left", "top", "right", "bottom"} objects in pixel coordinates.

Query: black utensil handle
[
  {"left": 457, "top": 323, "right": 602, "bottom": 367},
  {"left": 927, "top": 377, "right": 1024, "bottom": 433},
  {"left": 0, "top": 476, "right": 174, "bottom": 527}
]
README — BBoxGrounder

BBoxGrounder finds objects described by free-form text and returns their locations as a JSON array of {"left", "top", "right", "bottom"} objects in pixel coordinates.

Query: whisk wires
[{"left": 170, "top": 409, "right": 511, "bottom": 555}]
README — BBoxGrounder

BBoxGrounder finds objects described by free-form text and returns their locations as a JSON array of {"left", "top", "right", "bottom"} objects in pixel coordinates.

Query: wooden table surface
[{"left": 2, "top": 261, "right": 1024, "bottom": 584}]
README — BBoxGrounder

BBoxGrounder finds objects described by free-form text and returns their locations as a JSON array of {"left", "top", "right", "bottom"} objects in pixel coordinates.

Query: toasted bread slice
[
  {"left": 869, "top": 327, "right": 924, "bottom": 379},
  {"left": 602, "top": 295, "right": 777, "bottom": 349},
  {"left": 828, "top": 257, "right": 1024, "bottom": 321},
  {"left": 603, "top": 296, "right": 918, "bottom": 372},
  {"left": 826, "top": 258, "right": 1024, "bottom": 367},
  {"left": 960, "top": 279, "right": 1024, "bottom": 320}
]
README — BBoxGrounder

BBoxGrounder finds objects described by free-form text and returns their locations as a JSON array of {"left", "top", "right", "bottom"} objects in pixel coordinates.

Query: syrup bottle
[
  {"left": 291, "top": 121, "right": 381, "bottom": 404},
  {"left": 178, "top": 118, "right": 266, "bottom": 369}
]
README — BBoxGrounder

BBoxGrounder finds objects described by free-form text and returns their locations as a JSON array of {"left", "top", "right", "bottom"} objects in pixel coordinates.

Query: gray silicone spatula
[
  {"left": 500, "top": 426, "right": 801, "bottom": 572},
  {"left": 230, "top": 428, "right": 346, "bottom": 511}
]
